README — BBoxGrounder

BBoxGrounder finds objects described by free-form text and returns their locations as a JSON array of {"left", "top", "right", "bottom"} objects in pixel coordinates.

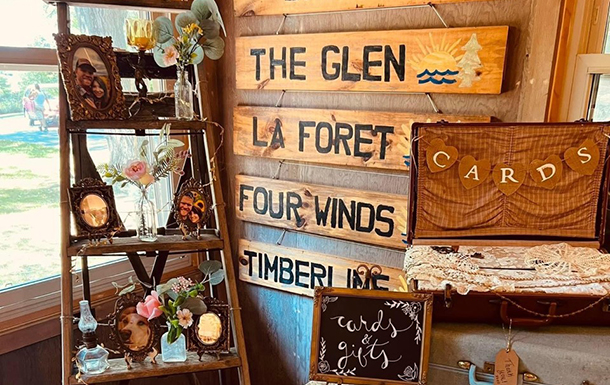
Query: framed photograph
[
  {"left": 54, "top": 33, "right": 128, "bottom": 121},
  {"left": 68, "top": 178, "right": 122, "bottom": 242},
  {"left": 188, "top": 297, "right": 231, "bottom": 359},
  {"left": 173, "top": 178, "right": 212, "bottom": 239},
  {"left": 310, "top": 287, "right": 433, "bottom": 385},
  {"left": 108, "top": 293, "right": 161, "bottom": 362}
]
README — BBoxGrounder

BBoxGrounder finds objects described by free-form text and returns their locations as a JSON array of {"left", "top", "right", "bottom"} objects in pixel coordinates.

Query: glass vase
[
  {"left": 174, "top": 67, "right": 194, "bottom": 120},
  {"left": 136, "top": 186, "right": 157, "bottom": 242},
  {"left": 161, "top": 327, "right": 187, "bottom": 362}
]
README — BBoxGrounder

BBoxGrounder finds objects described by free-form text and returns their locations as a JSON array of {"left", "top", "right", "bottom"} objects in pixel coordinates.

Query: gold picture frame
[
  {"left": 54, "top": 33, "right": 128, "bottom": 121},
  {"left": 187, "top": 297, "right": 231, "bottom": 359}
]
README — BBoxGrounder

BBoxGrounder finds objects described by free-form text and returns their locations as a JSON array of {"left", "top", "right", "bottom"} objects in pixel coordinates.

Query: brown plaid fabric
[{"left": 415, "top": 123, "right": 610, "bottom": 239}]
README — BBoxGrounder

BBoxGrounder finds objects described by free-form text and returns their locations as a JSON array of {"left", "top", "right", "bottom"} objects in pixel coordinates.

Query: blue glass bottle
[{"left": 75, "top": 300, "right": 110, "bottom": 374}]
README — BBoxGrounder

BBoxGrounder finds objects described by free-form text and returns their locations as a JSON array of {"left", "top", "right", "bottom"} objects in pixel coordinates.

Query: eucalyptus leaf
[
  {"left": 202, "top": 37, "right": 225, "bottom": 60},
  {"left": 118, "top": 284, "right": 136, "bottom": 296},
  {"left": 199, "top": 260, "right": 222, "bottom": 275},
  {"left": 176, "top": 11, "right": 199, "bottom": 34},
  {"left": 191, "top": 0, "right": 212, "bottom": 22},
  {"left": 167, "top": 290, "right": 179, "bottom": 301},
  {"left": 156, "top": 278, "right": 178, "bottom": 295},
  {"left": 153, "top": 16, "right": 174, "bottom": 44},
  {"left": 192, "top": 45, "right": 205, "bottom": 66},
  {"left": 209, "top": 269, "right": 225, "bottom": 285},
  {"left": 182, "top": 297, "right": 207, "bottom": 315},
  {"left": 203, "top": 0, "right": 226, "bottom": 37},
  {"left": 166, "top": 139, "right": 185, "bottom": 148},
  {"left": 199, "top": 19, "right": 220, "bottom": 40}
]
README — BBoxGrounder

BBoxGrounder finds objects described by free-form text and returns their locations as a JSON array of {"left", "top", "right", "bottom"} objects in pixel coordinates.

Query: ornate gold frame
[
  {"left": 54, "top": 33, "right": 128, "bottom": 121},
  {"left": 68, "top": 178, "right": 122, "bottom": 243},
  {"left": 107, "top": 292, "right": 161, "bottom": 363},
  {"left": 187, "top": 296, "right": 231, "bottom": 359},
  {"left": 172, "top": 178, "right": 213, "bottom": 239}
]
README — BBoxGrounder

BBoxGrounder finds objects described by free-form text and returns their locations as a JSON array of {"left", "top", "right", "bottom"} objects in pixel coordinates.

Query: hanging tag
[{"left": 494, "top": 349, "right": 519, "bottom": 385}]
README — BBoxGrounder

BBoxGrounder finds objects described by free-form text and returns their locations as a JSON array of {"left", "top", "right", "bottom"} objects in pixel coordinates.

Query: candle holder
[{"left": 125, "top": 18, "right": 156, "bottom": 98}]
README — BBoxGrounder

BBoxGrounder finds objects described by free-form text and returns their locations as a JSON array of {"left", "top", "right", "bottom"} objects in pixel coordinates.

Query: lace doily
[{"left": 404, "top": 244, "right": 610, "bottom": 295}]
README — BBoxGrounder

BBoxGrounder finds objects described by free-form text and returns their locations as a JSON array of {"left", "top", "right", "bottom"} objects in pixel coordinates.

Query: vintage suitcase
[{"left": 406, "top": 121, "right": 610, "bottom": 326}]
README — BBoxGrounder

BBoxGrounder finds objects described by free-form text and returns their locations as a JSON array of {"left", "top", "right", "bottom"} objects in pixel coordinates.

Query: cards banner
[{"left": 236, "top": 26, "right": 509, "bottom": 93}]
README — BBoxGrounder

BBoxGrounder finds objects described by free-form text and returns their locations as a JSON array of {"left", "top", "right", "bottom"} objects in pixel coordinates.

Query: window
[
  {"left": 0, "top": 4, "right": 189, "bottom": 334},
  {"left": 554, "top": 0, "right": 610, "bottom": 121}
]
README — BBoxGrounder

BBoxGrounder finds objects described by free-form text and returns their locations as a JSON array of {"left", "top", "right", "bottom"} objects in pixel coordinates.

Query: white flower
[{"left": 177, "top": 308, "right": 193, "bottom": 328}]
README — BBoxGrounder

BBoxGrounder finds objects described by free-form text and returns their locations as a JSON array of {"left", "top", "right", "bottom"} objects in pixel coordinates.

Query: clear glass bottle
[
  {"left": 161, "top": 324, "right": 187, "bottom": 362},
  {"left": 136, "top": 186, "right": 157, "bottom": 242},
  {"left": 174, "top": 67, "right": 194, "bottom": 120},
  {"left": 76, "top": 300, "right": 110, "bottom": 375}
]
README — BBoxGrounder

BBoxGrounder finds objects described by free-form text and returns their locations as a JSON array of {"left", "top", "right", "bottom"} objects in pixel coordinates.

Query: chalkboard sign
[{"left": 309, "top": 287, "right": 433, "bottom": 385}]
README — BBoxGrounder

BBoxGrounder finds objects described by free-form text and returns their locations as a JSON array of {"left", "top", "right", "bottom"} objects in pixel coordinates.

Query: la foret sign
[
  {"left": 235, "top": 26, "right": 509, "bottom": 94},
  {"left": 234, "top": 106, "right": 489, "bottom": 170},
  {"left": 238, "top": 239, "right": 406, "bottom": 296},
  {"left": 235, "top": 0, "right": 489, "bottom": 17},
  {"left": 235, "top": 175, "right": 408, "bottom": 249}
]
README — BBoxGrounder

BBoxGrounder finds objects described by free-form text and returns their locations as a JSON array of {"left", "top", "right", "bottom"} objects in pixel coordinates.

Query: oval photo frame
[
  {"left": 188, "top": 297, "right": 231, "bottom": 358},
  {"left": 173, "top": 178, "right": 212, "bottom": 234},
  {"left": 108, "top": 293, "right": 161, "bottom": 362},
  {"left": 55, "top": 33, "right": 127, "bottom": 121}
]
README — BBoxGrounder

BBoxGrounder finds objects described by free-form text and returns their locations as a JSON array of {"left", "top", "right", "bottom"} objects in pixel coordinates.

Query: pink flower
[
  {"left": 123, "top": 160, "right": 148, "bottom": 181},
  {"left": 177, "top": 308, "right": 193, "bottom": 328},
  {"left": 136, "top": 291, "right": 163, "bottom": 321},
  {"left": 162, "top": 45, "right": 178, "bottom": 67}
]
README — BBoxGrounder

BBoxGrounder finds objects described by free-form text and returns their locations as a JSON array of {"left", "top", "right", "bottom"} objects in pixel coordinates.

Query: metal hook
[
  {"left": 426, "top": 93, "right": 443, "bottom": 114},
  {"left": 428, "top": 3, "right": 449, "bottom": 28},
  {"left": 275, "top": 90, "right": 286, "bottom": 107},
  {"left": 276, "top": 14, "right": 288, "bottom": 34},
  {"left": 276, "top": 229, "right": 287, "bottom": 245},
  {"left": 273, "top": 160, "right": 285, "bottom": 179}
]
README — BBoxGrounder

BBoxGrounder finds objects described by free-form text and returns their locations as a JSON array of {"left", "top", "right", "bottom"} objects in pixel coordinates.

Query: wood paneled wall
[{"left": 216, "top": 0, "right": 561, "bottom": 384}]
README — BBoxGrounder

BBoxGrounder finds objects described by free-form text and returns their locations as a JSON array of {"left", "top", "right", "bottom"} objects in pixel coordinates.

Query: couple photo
[
  {"left": 73, "top": 47, "right": 110, "bottom": 110},
  {"left": 178, "top": 192, "right": 208, "bottom": 226}
]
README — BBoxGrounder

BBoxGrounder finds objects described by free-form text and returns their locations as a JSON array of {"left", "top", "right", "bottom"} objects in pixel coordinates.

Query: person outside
[{"left": 32, "top": 84, "right": 49, "bottom": 131}]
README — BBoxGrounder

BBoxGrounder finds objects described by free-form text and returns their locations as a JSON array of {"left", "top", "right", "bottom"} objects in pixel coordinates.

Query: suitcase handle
[
  {"left": 500, "top": 300, "right": 557, "bottom": 327},
  {"left": 468, "top": 364, "right": 493, "bottom": 385}
]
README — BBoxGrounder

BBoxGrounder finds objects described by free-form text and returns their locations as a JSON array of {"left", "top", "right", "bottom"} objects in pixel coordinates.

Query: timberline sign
[
  {"left": 235, "top": 0, "right": 490, "bottom": 17},
  {"left": 235, "top": 26, "right": 509, "bottom": 94},
  {"left": 238, "top": 239, "right": 405, "bottom": 296},
  {"left": 235, "top": 175, "right": 408, "bottom": 249},
  {"left": 233, "top": 106, "right": 490, "bottom": 170}
]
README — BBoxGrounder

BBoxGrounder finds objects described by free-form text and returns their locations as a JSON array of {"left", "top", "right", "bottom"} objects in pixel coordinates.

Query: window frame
[{"left": 0, "top": 9, "right": 193, "bottom": 345}]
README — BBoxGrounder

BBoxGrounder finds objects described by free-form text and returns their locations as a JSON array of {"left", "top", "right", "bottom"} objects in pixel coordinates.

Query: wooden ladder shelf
[{"left": 50, "top": 1, "right": 251, "bottom": 384}]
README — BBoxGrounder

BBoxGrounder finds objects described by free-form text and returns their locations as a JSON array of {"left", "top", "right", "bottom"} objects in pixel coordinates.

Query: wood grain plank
[
  {"left": 235, "top": 175, "right": 408, "bottom": 249},
  {"left": 236, "top": 26, "right": 509, "bottom": 94},
  {"left": 235, "top": 0, "right": 491, "bottom": 17},
  {"left": 68, "top": 234, "right": 224, "bottom": 256},
  {"left": 44, "top": 0, "right": 190, "bottom": 12},
  {"left": 237, "top": 239, "right": 405, "bottom": 296},
  {"left": 70, "top": 352, "right": 241, "bottom": 384},
  {"left": 234, "top": 106, "right": 489, "bottom": 170}
]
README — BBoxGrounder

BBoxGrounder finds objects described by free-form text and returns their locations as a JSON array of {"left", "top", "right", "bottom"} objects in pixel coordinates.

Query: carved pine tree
[{"left": 457, "top": 33, "right": 483, "bottom": 88}]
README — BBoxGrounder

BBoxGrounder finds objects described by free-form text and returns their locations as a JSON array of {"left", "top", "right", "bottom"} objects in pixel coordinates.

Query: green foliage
[
  {"left": 0, "top": 75, "right": 20, "bottom": 114},
  {"left": 176, "top": 11, "right": 199, "bottom": 34},
  {"left": 153, "top": 17, "right": 174, "bottom": 44}
]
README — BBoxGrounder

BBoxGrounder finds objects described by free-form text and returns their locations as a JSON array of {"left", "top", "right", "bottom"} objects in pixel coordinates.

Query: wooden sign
[
  {"left": 235, "top": 175, "right": 408, "bottom": 249},
  {"left": 236, "top": 0, "right": 490, "bottom": 17},
  {"left": 236, "top": 26, "right": 509, "bottom": 94},
  {"left": 238, "top": 239, "right": 405, "bottom": 296},
  {"left": 233, "top": 106, "right": 490, "bottom": 170},
  {"left": 310, "top": 287, "right": 433, "bottom": 385}
]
